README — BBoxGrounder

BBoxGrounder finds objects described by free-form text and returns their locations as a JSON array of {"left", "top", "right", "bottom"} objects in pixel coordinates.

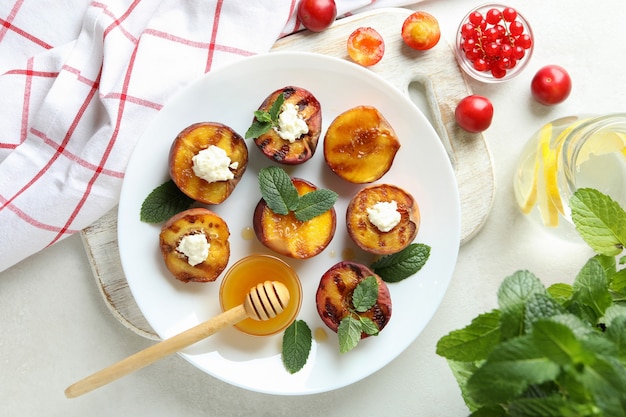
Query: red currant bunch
[{"left": 459, "top": 6, "right": 532, "bottom": 79}]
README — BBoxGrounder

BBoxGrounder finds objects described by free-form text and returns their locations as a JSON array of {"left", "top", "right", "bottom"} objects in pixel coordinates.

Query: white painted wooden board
[{"left": 80, "top": 8, "right": 495, "bottom": 339}]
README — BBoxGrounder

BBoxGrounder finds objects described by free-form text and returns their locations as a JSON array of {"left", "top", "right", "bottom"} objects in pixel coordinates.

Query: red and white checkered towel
[{"left": 0, "top": 0, "right": 419, "bottom": 273}]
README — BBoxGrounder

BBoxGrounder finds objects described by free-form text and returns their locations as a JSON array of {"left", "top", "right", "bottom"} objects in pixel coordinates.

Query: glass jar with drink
[{"left": 513, "top": 114, "right": 626, "bottom": 236}]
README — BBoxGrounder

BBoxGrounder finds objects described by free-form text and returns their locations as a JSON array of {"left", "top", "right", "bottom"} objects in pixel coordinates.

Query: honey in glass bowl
[{"left": 219, "top": 254, "right": 302, "bottom": 336}]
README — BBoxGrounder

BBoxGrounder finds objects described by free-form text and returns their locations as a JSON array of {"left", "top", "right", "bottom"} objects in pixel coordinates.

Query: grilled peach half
[
  {"left": 159, "top": 207, "right": 230, "bottom": 283},
  {"left": 316, "top": 261, "right": 392, "bottom": 338},
  {"left": 253, "top": 178, "right": 336, "bottom": 259},
  {"left": 347, "top": 184, "right": 420, "bottom": 255},
  {"left": 169, "top": 122, "right": 248, "bottom": 205},
  {"left": 324, "top": 106, "right": 400, "bottom": 183},
  {"left": 251, "top": 86, "right": 322, "bottom": 165}
]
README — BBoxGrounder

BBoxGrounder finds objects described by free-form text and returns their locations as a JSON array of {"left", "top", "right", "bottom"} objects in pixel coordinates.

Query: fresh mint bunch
[
  {"left": 245, "top": 93, "right": 285, "bottom": 139},
  {"left": 436, "top": 188, "right": 626, "bottom": 416},
  {"left": 258, "top": 166, "right": 337, "bottom": 222}
]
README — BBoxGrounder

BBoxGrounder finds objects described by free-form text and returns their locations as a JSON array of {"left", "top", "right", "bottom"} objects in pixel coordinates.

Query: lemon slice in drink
[
  {"left": 516, "top": 121, "right": 561, "bottom": 226},
  {"left": 516, "top": 124, "right": 546, "bottom": 214},
  {"left": 536, "top": 123, "right": 561, "bottom": 227},
  {"left": 575, "top": 130, "right": 626, "bottom": 165},
  {"left": 522, "top": 119, "right": 589, "bottom": 227}
]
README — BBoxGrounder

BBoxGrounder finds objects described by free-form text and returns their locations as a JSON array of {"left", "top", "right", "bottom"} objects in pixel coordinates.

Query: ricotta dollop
[
  {"left": 366, "top": 200, "right": 401, "bottom": 232},
  {"left": 177, "top": 233, "right": 210, "bottom": 266},
  {"left": 192, "top": 145, "right": 238, "bottom": 183},
  {"left": 276, "top": 102, "right": 308, "bottom": 143}
]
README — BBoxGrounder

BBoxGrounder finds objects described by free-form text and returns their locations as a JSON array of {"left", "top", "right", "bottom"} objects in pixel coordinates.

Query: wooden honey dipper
[{"left": 65, "top": 280, "right": 290, "bottom": 398}]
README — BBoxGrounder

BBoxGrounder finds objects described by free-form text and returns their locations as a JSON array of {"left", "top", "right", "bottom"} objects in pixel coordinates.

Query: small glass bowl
[
  {"left": 455, "top": 3, "right": 534, "bottom": 83},
  {"left": 219, "top": 254, "right": 302, "bottom": 336}
]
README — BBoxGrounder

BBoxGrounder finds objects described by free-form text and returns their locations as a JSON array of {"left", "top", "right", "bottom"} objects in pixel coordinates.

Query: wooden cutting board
[{"left": 80, "top": 8, "right": 495, "bottom": 340}]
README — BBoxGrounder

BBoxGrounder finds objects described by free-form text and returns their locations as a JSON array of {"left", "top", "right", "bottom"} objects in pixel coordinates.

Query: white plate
[{"left": 118, "top": 51, "right": 460, "bottom": 395}]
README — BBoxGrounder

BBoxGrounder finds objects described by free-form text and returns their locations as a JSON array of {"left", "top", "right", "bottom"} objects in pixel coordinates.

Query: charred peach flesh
[
  {"left": 324, "top": 106, "right": 400, "bottom": 183},
  {"left": 253, "top": 177, "right": 336, "bottom": 259},
  {"left": 169, "top": 122, "right": 248, "bottom": 205},
  {"left": 252, "top": 86, "right": 322, "bottom": 165},
  {"left": 346, "top": 184, "right": 420, "bottom": 255},
  {"left": 159, "top": 207, "right": 230, "bottom": 283},
  {"left": 316, "top": 261, "right": 392, "bottom": 338}
]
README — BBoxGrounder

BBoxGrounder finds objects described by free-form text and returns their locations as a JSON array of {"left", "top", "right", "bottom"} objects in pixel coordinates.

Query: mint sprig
[
  {"left": 338, "top": 275, "right": 380, "bottom": 353},
  {"left": 140, "top": 180, "right": 194, "bottom": 223},
  {"left": 245, "top": 93, "right": 285, "bottom": 139},
  {"left": 571, "top": 187, "right": 626, "bottom": 256},
  {"left": 258, "top": 166, "right": 337, "bottom": 222},
  {"left": 258, "top": 165, "right": 299, "bottom": 215},
  {"left": 371, "top": 243, "right": 431, "bottom": 283},
  {"left": 281, "top": 320, "right": 312, "bottom": 374},
  {"left": 436, "top": 189, "right": 626, "bottom": 416}
]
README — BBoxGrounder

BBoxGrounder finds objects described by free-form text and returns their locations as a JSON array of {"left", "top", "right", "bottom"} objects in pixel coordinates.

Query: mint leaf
[
  {"left": 604, "top": 304, "right": 626, "bottom": 326},
  {"left": 524, "top": 293, "right": 567, "bottom": 332},
  {"left": 466, "top": 335, "right": 560, "bottom": 405},
  {"left": 293, "top": 189, "right": 338, "bottom": 222},
  {"left": 507, "top": 395, "right": 594, "bottom": 417},
  {"left": 352, "top": 275, "right": 378, "bottom": 312},
  {"left": 570, "top": 188, "right": 626, "bottom": 256},
  {"left": 254, "top": 110, "right": 272, "bottom": 123},
  {"left": 359, "top": 316, "right": 380, "bottom": 336},
  {"left": 578, "top": 354, "right": 626, "bottom": 415},
  {"left": 258, "top": 166, "right": 299, "bottom": 215},
  {"left": 497, "top": 270, "right": 547, "bottom": 339},
  {"left": 470, "top": 405, "right": 507, "bottom": 416},
  {"left": 545, "top": 313, "right": 594, "bottom": 339},
  {"left": 257, "top": 166, "right": 337, "bottom": 222},
  {"left": 436, "top": 309, "right": 501, "bottom": 362},
  {"left": 245, "top": 119, "right": 271, "bottom": 139},
  {"left": 546, "top": 283, "right": 573, "bottom": 305},
  {"left": 532, "top": 318, "right": 588, "bottom": 366},
  {"left": 338, "top": 316, "right": 362, "bottom": 353},
  {"left": 268, "top": 92, "right": 285, "bottom": 120},
  {"left": 140, "top": 180, "right": 194, "bottom": 223},
  {"left": 571, "top": 257, "right": 613, "bottom": 324},
  {"left": 245, "top": 93, "right": 285, "bottom": 139},
  {"left": 335, "top": 276, "right": 381, "bottom": 353},
  {"left": 446, "top": 360, "right": 483, "bottom": 412},
  {"left": 605, "top": 314, "right": 626, "bottom": 363},
  {"left": 281, "top": 320, "right": 312, "bottom": 374},
  {"left": 371, "top": 243, "right": 431, "bottom": 283},
  {"left": 610, "top": 268, "right": 626, "bottom": 293}
]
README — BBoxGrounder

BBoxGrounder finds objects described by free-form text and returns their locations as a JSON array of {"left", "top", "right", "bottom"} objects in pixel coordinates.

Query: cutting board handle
[{"left": 393, "top": 43, "right": 496, "bottom": 244}]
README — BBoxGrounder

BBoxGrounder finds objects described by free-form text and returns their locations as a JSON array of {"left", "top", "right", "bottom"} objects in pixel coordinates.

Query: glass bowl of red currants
[{"left": 455, "top": 4, "right": 534, "bottom": 83}]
